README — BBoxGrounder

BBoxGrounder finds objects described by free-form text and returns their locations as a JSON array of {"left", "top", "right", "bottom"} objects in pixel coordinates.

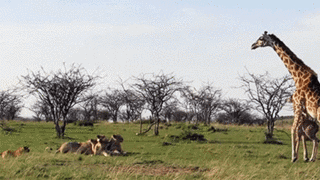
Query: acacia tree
[
  {"left": 133, "top": 72, "right": 183, "bottom": 135},
  {"left": 161, "top": 100, "right": 179, "bottom": 123},
  {"left": 217, "top": 98, "right": 252, "bottom": 124},
  {"left": 0, "top": 90, "right": 23, "bottom": 120},
  {"left": 182, "top": 84, "right": 221, "bottom": 125},
  {"left": 239, "top": 71, "right": 294, "bottom": 139},
  {"left": 31, "top": 100, "right": 53, "bottom": 122},
  {"left": 100, "top": 89, "right": 125, "bottom": 123},
  {"left": 181, "top": 88, "right": 198, "bottom": 123},
  {"left": 120, "top": 89, "right": 145, "bottom": 122},
  {"left": 197, "top": 85, "right": 221, "bottom": 125},
  {"left": 79, "top": 93, "right": 99, "bottom": 122},
  {"left": 21, "top": 64, "right": 97, "bottom": 138}
]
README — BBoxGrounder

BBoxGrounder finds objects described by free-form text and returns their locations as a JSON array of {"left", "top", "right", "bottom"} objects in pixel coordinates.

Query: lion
[
  {"left": 1, "top": 146, "right": 30, "bottom": 158},
  {"left": 55, "top": 142, "right": 81, "bottom": 154},
  {"left": 94, "top": 134, "right": 126, "bottom": 156},
  {"left": 76, "top": 139, "right": 98, "bottom": 155},
  {"left": 56, "top": 139, "right": 98, "bottom": 155},
  {"left": 93, "top": 135, "right": 109, "bottom": 155}
]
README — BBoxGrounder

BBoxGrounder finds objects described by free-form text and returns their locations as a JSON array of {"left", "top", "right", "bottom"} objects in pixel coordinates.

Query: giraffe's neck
[{"left": 270, "top": 35, "right": 317, "bottom": 88}]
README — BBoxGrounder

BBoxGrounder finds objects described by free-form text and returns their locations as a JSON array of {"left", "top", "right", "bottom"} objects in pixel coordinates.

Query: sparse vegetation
[{"left": 1, "top": 120, "right": 319, "bottom": 179}]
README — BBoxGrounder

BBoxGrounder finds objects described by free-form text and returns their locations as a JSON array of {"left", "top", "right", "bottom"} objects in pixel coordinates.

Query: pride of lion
[
  {"left": 1, "top": 134, "right": 125, "bottom": 159},
  {"left": 55, "top": 134, "right": 126, "bottom": 156}
]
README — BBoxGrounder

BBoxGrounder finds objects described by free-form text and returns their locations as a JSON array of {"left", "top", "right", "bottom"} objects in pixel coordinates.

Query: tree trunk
[
  {"left": 61, "top": 120, "right": 67, "bottom": 138},
  {"left": 154, "top": 116, "right": 160, "bottom": 136},
  {"left": 113, "top": 112, "right": 117, "bottom": 123},
  {"left": 54, "top": 120, "right": 67, "bottom": 138},
  {"left": 55, "top": 121, "right": 62, "bottom": 138},
  {"left": 266, "top": 119, "right": 274, "bottom": 140},
  {"left": 139, "top": 118, "right": 142, "bottom": 134}
]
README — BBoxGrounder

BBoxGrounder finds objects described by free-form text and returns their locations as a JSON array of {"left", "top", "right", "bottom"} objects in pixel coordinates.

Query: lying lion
[
  {"left": 1, "top": 146, "right": 30, "bottom": 158},
  {"left": 76, "top": 139, "right": 98, "bottom": 155},
  {"left": 94, "top": 134, "right": 126, "bottom": 156},
  {"left": 56, "top": 139, "right": 98, "bottom": 155}
]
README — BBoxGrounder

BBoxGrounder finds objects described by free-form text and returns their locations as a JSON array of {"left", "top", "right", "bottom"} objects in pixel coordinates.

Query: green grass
[{"left": 0, "top": 120, "right": 319, "bottom": 179}]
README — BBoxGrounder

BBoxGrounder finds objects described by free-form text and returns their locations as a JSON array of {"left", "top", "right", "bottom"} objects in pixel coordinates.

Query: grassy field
[{"left": 0, "top": 120, "right": 319, "bottom": 179}]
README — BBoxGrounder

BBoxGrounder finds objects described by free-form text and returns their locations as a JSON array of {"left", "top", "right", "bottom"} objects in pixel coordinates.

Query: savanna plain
[{"left": 0, "top": 120, "right": 319, "bottom": 180}]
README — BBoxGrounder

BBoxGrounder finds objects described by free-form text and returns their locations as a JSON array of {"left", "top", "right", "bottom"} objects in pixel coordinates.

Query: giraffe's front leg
[
  {"left": 291, "top": 126, "right": 298, "bottom": 163},
  {"left": 292, "top": 104, "right": 303, "bottom": 163}
]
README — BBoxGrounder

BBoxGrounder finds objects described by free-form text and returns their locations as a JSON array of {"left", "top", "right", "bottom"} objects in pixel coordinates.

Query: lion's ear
[
  {"left": 98, "top": 135, "right": 106, "bottom": 139},
  {"left": 90, "top": 139, "right": 98, "bottom": 144}
]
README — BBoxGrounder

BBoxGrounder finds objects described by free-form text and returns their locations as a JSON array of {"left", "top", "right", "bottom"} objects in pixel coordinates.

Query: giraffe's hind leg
[
  {"left": 309, "top": 139, "right": 318, "bottom": 162},
  {"left": 308, "top": 128, "right": 319, "bottom": 162},
  {"left": 302, "top": 135, "right": 309, "bottom": 162}
]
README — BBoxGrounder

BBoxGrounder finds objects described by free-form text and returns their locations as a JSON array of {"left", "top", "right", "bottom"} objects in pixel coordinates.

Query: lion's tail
[{"left": 45, "top": 147, "right": 53, "bottom": 152}]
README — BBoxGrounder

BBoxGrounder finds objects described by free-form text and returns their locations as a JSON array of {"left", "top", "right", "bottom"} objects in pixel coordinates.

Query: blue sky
[{"left": 1, "top": 0, "right": 320, "bottom": 117}]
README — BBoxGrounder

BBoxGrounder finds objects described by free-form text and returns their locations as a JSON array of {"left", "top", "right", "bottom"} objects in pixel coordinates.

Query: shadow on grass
[
  {"left": 209, "top": 141, "right": 285, "bottom": 145},
  {"left": 53, "top": 136, "right": 77, "bottom": 140},
  {"left": 274, "top": 129, "right": 291, "bottom": 140},
  {"left": 133, "top": 159, "right": 164, "bottom": 165},
  {"left": 124, "top": 152, "right": 140, "bottom": 156}
]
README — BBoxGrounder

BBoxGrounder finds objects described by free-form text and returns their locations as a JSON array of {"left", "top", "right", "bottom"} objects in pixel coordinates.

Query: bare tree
[
  {"left": 217, "top": 98, "right": 252, "bottom": 124},
  {"left": 21, "top": 64, "right": 97, "bottom": 138},
  {"left": 79, "top": 93, "right": 99, "bottom": 122},
  {"left": 97, "top": 110, "right": 111, "bottom": 121},
  {"left": 182, "top": 84, "right": 221, "bottom": 125},
  {"left": 239, "top": 71, "right": 294, "bottom": 138},
  {"left": 31, "top": 100, "right": 53, "bottom": 122},
  {"left": 66, "top": 108, "right": 82, "bottom": 122},
  {"left": 132, "top": 72, "right": 183, "bottom": 135},
  {"left": 0, "top": 90, "right": 23, "bottom": 120},
  {"left": 181, "top": 87, "right": 199, "bottom": 123},
  {"left": 161, "top": 100, "right": 179, "bottom": 123},
  {"left": 100, "top": 89, "right": 124, "bottom": 123},
  {"left": 172, "top": 110, "right": 188, "bottom": 122},
  {"left": 197, "top": 85, "right": 222, "bottom": 125},
  {"left": 120, "top": 89, "right": 145, "bottom": 122}
]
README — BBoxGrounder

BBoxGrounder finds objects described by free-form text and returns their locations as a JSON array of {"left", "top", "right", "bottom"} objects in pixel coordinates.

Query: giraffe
[{"left": 251, "top": 31, "right": 320, "bottom": 162}]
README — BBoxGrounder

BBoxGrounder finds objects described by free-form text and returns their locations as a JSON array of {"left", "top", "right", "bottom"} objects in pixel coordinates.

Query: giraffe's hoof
[
  {"left": 304, "top": 158, "right": 309, "bottom": 162},
  {"left": 292, "top": 158, "right": 298, "bottom": 163},
  {"left": 309, "top": 158, "right": 316, "bottom": 162}
]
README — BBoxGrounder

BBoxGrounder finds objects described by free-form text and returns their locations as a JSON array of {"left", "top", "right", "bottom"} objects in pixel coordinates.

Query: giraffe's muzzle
[{"left": 251, "top": 42, "right": 259, "bottom": 50}]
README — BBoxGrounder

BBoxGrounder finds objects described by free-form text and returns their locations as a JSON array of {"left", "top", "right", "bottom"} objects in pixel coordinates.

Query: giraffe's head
[{"left": 251, "top": 31, "right": 274, "bottom": 50}]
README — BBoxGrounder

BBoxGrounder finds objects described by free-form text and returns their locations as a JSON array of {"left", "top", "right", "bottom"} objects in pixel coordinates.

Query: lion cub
[{"left": 1, "top": 146, "right": 30, "bottom": 158}]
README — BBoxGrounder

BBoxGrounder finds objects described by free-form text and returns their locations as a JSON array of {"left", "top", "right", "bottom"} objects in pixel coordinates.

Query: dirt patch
[
  {"left": 169, "top": 132, "right": 207, "bottom": 142},
  {"left": 207, "top": 126, "right": 228, "bottom": 133},
  {"left": 105, "top": 164, "right": 208, "bottom": 176},
  {"left": 182, "top": 133, "right": 206, "bottom": 141}
]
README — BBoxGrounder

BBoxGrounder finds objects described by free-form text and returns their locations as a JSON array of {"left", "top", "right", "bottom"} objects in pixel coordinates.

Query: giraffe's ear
[{"left": 264, "top": 31, "right": 268, "bottom": 35}]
